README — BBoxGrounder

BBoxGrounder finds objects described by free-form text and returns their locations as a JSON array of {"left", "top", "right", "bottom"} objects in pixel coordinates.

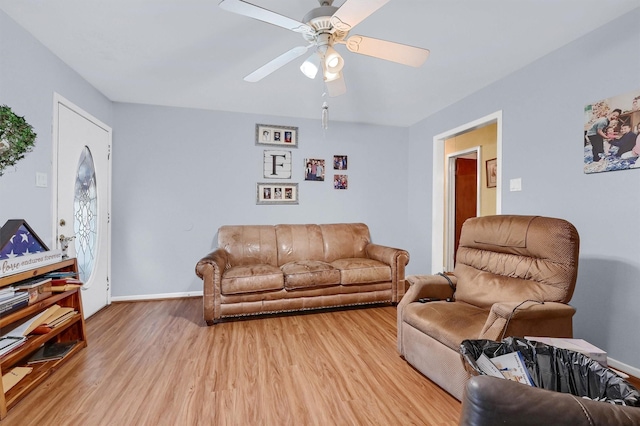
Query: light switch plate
[
  {"left": 36, "top": 172, "right": 48, "bottom": 188},
  {"left": 509, "top": 178, "right": 522, "bottom": 192}
]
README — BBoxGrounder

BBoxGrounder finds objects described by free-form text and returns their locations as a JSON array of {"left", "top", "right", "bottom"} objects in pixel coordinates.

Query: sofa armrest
[
  {"left": 479, "top": 301, "right": 576, "bottom": 340},
  {"left": 365, "top": 243, "right": 410, "bottom": 302},
  {"left": 195, "top": 249, "right": 229, "bottom": 325},
  {"left": 459, "top": 375, "right": 640, "bottom": 426},
  {"left": 397, "top": 274, "right": 457, "bottom": 354}
]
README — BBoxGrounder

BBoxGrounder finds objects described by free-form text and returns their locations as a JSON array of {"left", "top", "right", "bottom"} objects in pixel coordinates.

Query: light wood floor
[{"left": 4, "top": 299, "right": 461, "bottom": 426}]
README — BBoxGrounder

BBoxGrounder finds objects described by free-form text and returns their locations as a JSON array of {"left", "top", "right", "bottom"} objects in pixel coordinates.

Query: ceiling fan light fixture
[
  {"left": 300, "top": 52, "right": 320, "bottom": 79},
  {"left": 324, "top": 46, "right": 344, "bottom": 73}
]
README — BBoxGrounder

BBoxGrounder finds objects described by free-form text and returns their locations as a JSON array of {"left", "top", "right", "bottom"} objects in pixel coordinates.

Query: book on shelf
[
  {"left": 0, "top": 292, "right": 29, "bottom": 315},
  {"left": 475, "top": 351, "right": 535, "bottom": 386},
  {"left": 12, "top": 277, "right": 52, "bottom": 290},
  {"left": 27, "top": 340, "right": 78, "bottom": 364},
  {"left": 1, "top": 366, "right": 33, "bottom": 393},
  {"left": 27, "top": 305, "right": 78, "bottom": 334},
  {"left": 50, "top": 277, "right": 83, "bottom": 292},
  {"left": 0, "top": 335, "right": 27, "bottom": 357},
  {"left": 44, "top": 271, "right": 78, "bottom": 279},
  {"left": 0, "top": 286, "right": 16, "bottom": 302},
  {"left": 13, "top": 277, "right": 53, "bottom": 305}
]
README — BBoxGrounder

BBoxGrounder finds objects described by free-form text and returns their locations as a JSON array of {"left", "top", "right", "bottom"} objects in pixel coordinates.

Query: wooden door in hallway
[{"left": 454, "top": 157, "right": 477, "bottom": 264}]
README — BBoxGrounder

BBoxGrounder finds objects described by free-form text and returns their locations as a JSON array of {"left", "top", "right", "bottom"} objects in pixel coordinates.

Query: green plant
[{"left": 0, "top": 105, "right": 37, "bottom": 176}]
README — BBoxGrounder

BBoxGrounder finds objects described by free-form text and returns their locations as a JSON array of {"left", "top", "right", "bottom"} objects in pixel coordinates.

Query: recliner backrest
[{"left": 453, "top": 215, "right": 580, "bottom": 308}]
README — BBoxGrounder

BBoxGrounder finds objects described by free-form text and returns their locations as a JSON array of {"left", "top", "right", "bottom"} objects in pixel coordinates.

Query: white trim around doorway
[{"left": 431, "top": 111, "right": 503, "bottom": 274}]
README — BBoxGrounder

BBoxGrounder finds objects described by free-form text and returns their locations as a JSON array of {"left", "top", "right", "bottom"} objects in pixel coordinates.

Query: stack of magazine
[
  {"left": 0, "top": 288, "right": 29, "bottom": 316},
  {"left": 475, "top": 351, "right": 535, "bottom": 386}
]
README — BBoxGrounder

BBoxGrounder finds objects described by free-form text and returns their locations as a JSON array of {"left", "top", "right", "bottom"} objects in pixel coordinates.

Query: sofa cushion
[
  {"left": 221, "top": 264, "right": 284, "bottom": 295},
  {"left": 402, "top": 301, "right": 488, "bottom": 350},
  {"left": 218, "top": 225, "right": 278, "bottom": 267},
  {"left": 331, "top": 258, "right": 391, "bottom": 285},
  {"left": 320, "top": 223, "right": 370, "bottom": 262},
  {"left": 281, "top": 260, "right": 341, "bottom": 290},
  {"left": 275, "top": 224, "right": 325, "bottom": 266}
]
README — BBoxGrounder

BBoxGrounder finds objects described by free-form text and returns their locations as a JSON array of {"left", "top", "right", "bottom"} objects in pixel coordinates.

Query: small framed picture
[
  {"left": 486, "top": 158, "right": 497, "bottom": 188},
  {"left": 304, "top": 158, "right": 325, "bottom": 181},
  {"left": 264, "top": 150, "right": 292, "bottom": 179},
  {"left": 256, "top": 124, "right": 298, "bottom": 147},
  {"left": 333, "top": 174, "right": 348, "bottom": 190},
  {"left": 257, "top": 182, "right": 299, "bottom": 205},
  {"left": 333, "top": 155, "right": 348, "bottom": 170}
]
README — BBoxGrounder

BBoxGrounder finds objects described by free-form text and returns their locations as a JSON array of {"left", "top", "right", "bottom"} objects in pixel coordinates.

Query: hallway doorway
[{"left": 431, "top": 111, "right": 502, "bottom": 273}]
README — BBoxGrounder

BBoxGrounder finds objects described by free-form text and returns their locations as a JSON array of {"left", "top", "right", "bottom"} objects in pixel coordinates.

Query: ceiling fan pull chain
[{"left": 322, "top": 100, "right": 329, "bottom": 130}]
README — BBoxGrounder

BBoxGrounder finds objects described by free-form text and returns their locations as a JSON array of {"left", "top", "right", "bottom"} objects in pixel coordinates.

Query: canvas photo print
[{"left": 584, "top": 89, "right": 640, "bottom": 174}]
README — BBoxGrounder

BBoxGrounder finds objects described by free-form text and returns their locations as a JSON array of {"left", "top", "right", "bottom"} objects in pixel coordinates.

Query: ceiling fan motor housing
[{"left": 302, "top": 6, "right": 348, "bottom": 45}]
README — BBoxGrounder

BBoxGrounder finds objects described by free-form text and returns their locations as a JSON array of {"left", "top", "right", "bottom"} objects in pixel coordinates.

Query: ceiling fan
[{"left": 219, "top": 0, "right": 430, "bottom": 97}]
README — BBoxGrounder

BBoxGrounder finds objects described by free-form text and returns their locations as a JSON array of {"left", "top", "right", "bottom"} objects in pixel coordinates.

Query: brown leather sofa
[
  {"left": 397, "top": 215, "right": 580, "bottom": 400},
  {"left": 459, "top": 375, "right": 640, "bottom": 426},
  {"left": 196, "top": 223, "right": 409, "bottom": 325}
]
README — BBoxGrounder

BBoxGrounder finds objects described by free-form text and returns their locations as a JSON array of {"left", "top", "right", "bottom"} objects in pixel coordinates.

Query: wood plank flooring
[{"left": 3, "top": 299, "right": 461, "bottom": 426}]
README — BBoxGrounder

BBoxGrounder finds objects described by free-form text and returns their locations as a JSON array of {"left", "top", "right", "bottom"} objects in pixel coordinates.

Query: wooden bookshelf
[{"left": 0, "top": 258, "right": 87, "bottom": 419}]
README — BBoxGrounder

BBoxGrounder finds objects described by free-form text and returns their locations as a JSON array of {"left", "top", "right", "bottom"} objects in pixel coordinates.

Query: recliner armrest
[
  {"left": 459, "top": 375, "right": 640, "bottom": 426},
  {"left": 397, "top": 274, "right": 457, "bottom": 354},
  {"left": 479, "top": 301, "right": 576, "bottom": 340}
]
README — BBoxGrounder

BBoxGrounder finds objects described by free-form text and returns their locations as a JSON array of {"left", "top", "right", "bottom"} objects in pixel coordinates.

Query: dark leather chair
[{"left": 459, "top": 375, "right": 640, "bottom": 426}]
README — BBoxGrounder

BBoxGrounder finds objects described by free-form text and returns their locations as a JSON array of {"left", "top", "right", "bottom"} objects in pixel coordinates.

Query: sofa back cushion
[
  {"left": 275, "top": 224, "right": 325, "bottom": 265},
  {"left": 320, "top": 223, "right": 370, "bottom": 263},
  {"left": 454, "top": 215, "right": 579, "bottom": 309},
  {"left": 218, "top": 225, "right": 278, "bottom": 266}
]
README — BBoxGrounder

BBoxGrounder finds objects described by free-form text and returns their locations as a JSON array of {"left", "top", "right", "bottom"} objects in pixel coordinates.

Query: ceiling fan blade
[
  {"left": 345, "top": 35, "right": 430, "bottom": 67},
  {"left": 244, "top": 45, "right": 311, "bottom": 82},
  {"left": 325, "top": 72, "right": 347, "bottom": 97},
  {"left": 331, "top": 0, "right": 390, "bottom": 32},
  {"left": 219, "top": 0, "right": 313, "bottom": 34}
]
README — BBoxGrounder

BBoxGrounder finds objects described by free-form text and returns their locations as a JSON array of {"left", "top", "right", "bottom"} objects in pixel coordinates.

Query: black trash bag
[{"left": 460, "top": 337, "right": 640, "bottom": 406}]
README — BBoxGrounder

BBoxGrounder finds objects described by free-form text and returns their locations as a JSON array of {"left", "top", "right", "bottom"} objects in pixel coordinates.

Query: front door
[{"left": 53, "top": 94, "right": 111, "bottom": 318}]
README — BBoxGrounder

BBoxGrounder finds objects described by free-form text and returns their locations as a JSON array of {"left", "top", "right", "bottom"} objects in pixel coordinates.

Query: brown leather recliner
[
  {"left": 459, "top": 375, "right": 640, "bottom": 426},
  {"left": 397, "top": 215, "right": 580, "bottom": 400}
]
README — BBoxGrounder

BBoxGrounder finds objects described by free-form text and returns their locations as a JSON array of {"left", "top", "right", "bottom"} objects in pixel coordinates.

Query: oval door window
[{"left": 74, "top": 146, "right": 98, "bottom": 283}]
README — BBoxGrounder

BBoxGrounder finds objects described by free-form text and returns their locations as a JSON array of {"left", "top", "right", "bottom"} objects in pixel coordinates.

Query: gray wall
[
  {"left": 111, "top": 103, "right": 409, "bottom": 297},
  {"left": 407, "top": 9, "right": 640, "bottom": 369},
  {"left": 0, "top": 10, "right": 113, "bottom": 244}
]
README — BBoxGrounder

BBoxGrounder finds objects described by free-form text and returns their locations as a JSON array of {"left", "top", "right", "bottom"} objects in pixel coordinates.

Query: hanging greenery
[{"left": 0, "top": 105, "right": 37, "bottom": 176}]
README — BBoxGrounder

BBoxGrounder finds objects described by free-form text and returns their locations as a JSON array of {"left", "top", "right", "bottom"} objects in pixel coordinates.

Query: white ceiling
[{"left": 1, "top": 0, "right": 638, "bottom": 127}]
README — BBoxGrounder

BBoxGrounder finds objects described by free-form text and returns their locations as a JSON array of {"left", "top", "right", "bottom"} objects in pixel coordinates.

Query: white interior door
[{"left": 53, "top": 94, "right": 111, "bottom": 318}]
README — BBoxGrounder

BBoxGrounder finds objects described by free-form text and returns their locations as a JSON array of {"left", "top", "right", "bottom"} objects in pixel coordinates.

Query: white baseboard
[
  {"left": 110, "top": 291, "right": 203, "bottom": 302},
  {"left": 608, "top": 357, "right": 640, "bottom": 379}
]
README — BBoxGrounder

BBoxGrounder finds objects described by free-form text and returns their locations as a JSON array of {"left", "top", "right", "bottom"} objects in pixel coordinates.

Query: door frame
[
  {"left": 51, "top": 92, "right": 112, "bottom": 305},
  {"left": 431, "top": 111, "right": 502, "bottom": 273},
  {"left": 445, "top": 147, "right": 481, "bottom": 271}
]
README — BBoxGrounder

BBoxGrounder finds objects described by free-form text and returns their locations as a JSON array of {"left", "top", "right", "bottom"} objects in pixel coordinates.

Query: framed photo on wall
[
  {"left": 486, "top": 158, "right": 497, "bottom": 188},
  {"left": 333, "top": 155, "right": 347, "bottom": 170},
  {"left": 256, "top": 124, "right": 298, "bottom": 147},
  {"left": 304, "top": 158, "right": 325, "bottom": 181},
  {"left": 333, "top": 174, "right": 348, "bottom": 189},
  {"left": 257, "top": 182, "right": 298, "bottom": 205}
]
